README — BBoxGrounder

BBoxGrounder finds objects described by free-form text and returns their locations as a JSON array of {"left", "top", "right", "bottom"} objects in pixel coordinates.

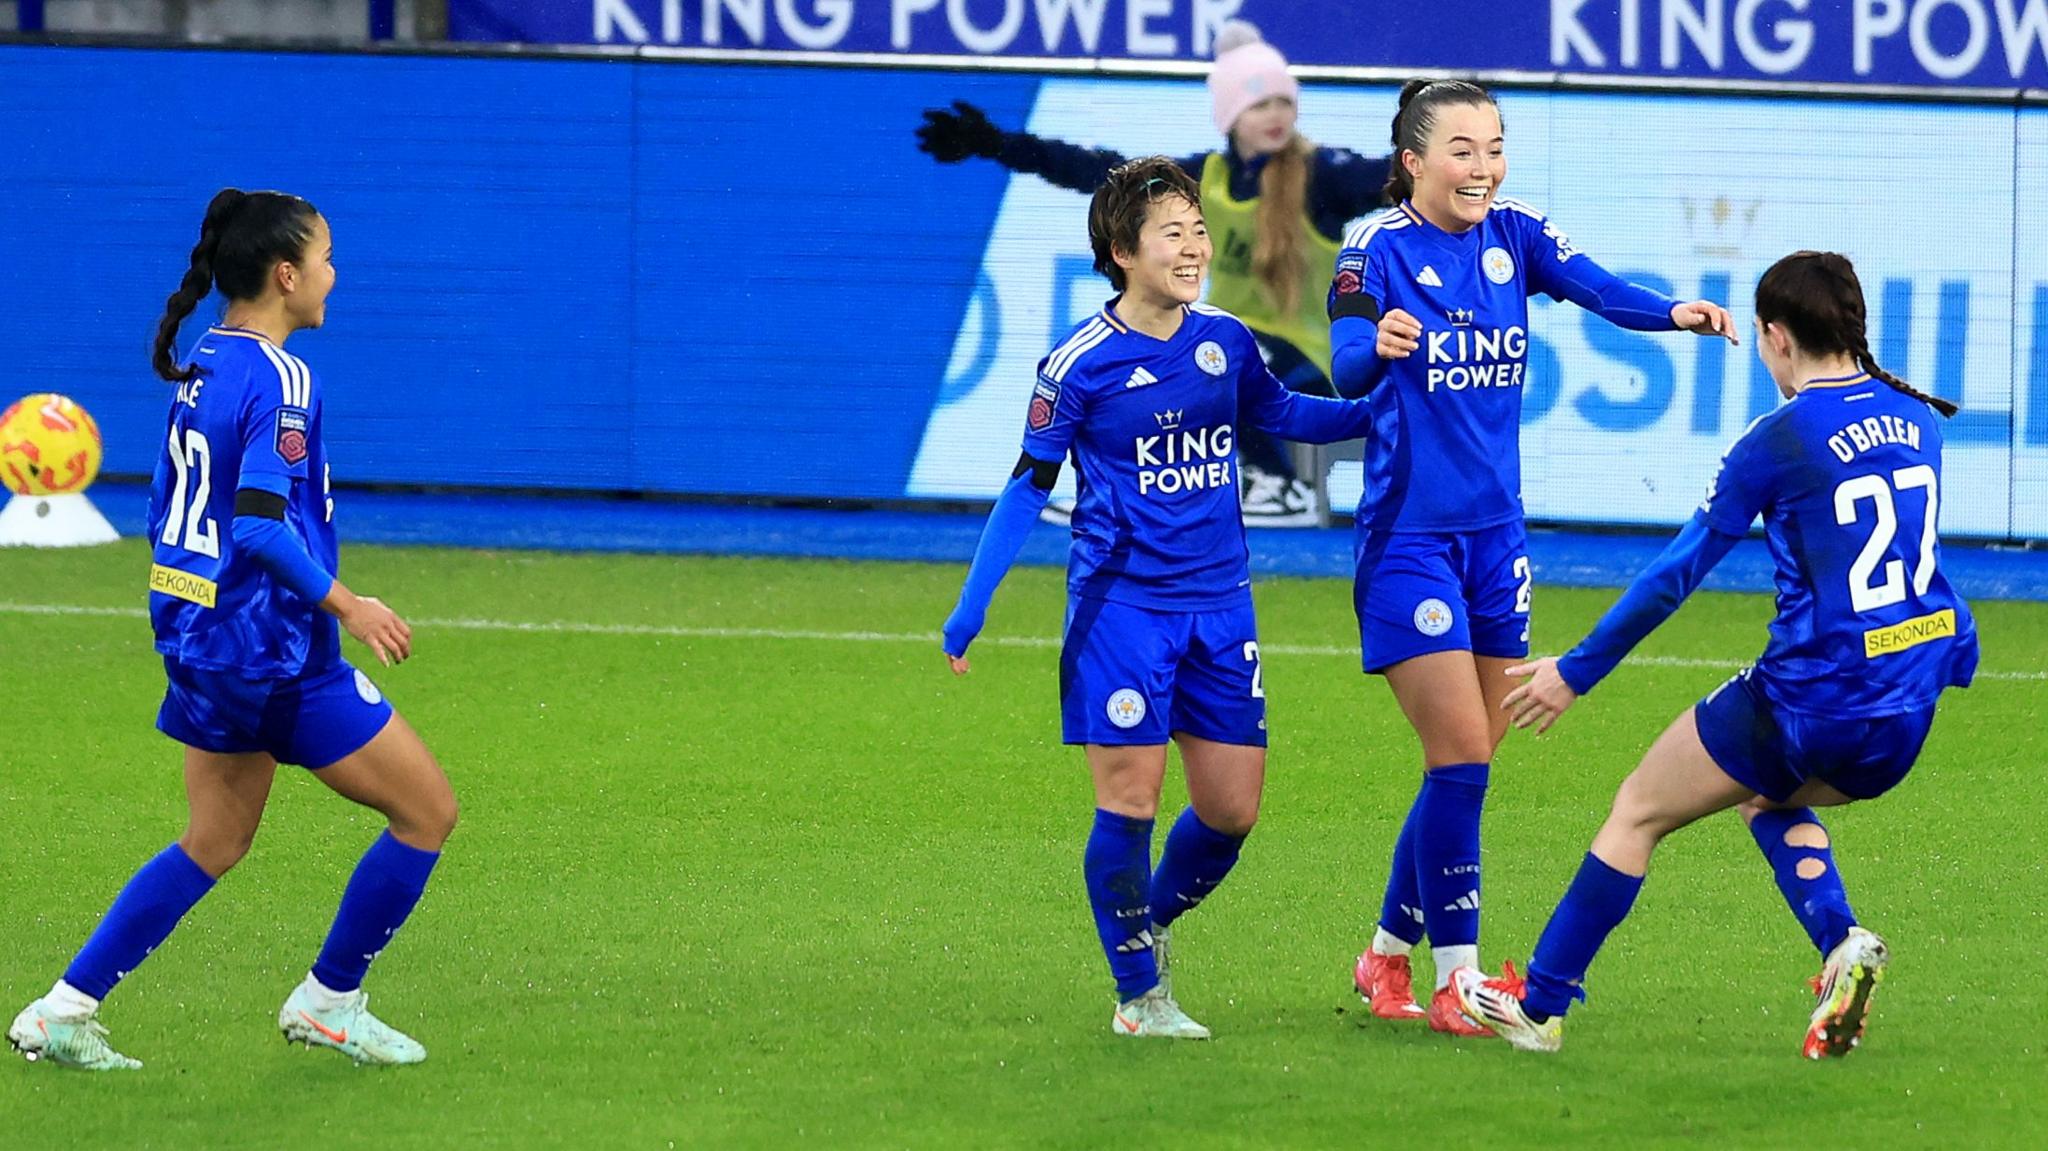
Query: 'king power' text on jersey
[
  {"left": 1332, "top": 199, "right": 1615, "bottom": 532},
  {"left": 1023, "top": 303, "right": 1352, "bottom": 610}
]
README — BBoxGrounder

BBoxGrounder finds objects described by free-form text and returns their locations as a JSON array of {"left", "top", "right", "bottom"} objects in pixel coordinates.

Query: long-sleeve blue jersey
[
  {"left": 1021, "top": 302, "right": 1374, "bottom": 610},
  {"left": 1327, "top": 198, "right": 1679, "bottom": 532},
  {"left": 148, "top": 327, "right": 339, "bottom": 676},
  {"left": 1559, "top": 375, "right": 1979, "bottom": 718}
]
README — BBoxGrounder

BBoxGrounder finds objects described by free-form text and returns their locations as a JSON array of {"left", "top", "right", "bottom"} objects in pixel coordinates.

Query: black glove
[{"left": 916, "top": 100, "right": 1004, "bottom": 163}]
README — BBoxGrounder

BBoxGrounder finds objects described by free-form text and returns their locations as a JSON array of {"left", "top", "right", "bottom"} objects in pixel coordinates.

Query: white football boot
[
  {"left": 1111, "top": 984, "right": 1211, "bottom": 1040},
  {"left": 279, "top": 981, "right": 426, "bottom": 1066},
  {"left": 8, "top": 998, "right": 142, "bottom": 1071}
]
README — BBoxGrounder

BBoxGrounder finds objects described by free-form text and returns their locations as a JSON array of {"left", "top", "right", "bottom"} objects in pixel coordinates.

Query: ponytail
[
  {"left": 1252, "top": 134, "right": 1314, "bottom": 314},
  {"left": 151, "top": 187, "right": 320, "bottom": 384},
  {"left": 1756, "top": 250, "right": 1958, "bottom": 419},
  {"left": 1850, "top": 332, "right": 1958, "bottom": 417},
  {"left": 153, "top": 188, "right": 245, "bottom": 383},
  {"left": 1382, "top": 78, "right": 1497, "bottom": 206}
]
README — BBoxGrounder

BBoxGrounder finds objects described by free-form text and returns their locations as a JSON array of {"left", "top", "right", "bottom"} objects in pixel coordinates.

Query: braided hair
[
  {"left": 1754, "top": 250, "right": 1957, "bottom": 417},
  {"left": 152, "top": 188, "right": 320, "bottom": 383}
]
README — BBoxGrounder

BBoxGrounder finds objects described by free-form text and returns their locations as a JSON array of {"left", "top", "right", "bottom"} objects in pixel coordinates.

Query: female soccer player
[
  {"left": 942, "top": 157, "right": 1374, "bottom": 1038},
  {"left": 1451, "top": 251, "right": 1978, "bottom": 1057},
  {"left": 1329, "top": 79, "right": 1736, "bottom": 1035},
  {"left": 918, "top": 21, "right": 1387, "bottom": 523},
  {"left": 7, "top": 189, "right": 457, "bottom": 1070}
]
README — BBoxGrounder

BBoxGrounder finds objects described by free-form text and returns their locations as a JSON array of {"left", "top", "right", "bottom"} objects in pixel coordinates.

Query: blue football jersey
[
  {"left": 1021, "top": 302, "right": 1324, "bottom": 610},
  {"left": 1700, "top": 375, "right": 1979, "bottom": 718},
  {"left": 1330, "top": 198, "right": 1592, "bottom": 532},
  {"left": 148, "top": 327, "right": 340, "bottom": 676}
]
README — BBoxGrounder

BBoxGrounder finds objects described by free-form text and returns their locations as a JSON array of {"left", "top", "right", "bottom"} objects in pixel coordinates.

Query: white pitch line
[{"left": 3, "top": 601, "right": 2043, "bottom": 681}]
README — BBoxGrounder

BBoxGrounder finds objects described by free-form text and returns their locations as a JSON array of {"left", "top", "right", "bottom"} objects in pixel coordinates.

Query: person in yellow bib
[{"left": 918, "top": 21, "right": 1388, "bottom": 526}]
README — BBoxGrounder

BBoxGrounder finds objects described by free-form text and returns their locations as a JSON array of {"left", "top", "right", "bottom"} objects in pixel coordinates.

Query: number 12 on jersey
[{"left": 160, "top": 426, "right": 220, "bottom": 559}]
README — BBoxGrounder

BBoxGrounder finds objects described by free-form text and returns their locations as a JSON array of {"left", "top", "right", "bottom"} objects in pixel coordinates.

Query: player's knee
[
  {"left": 418, "top": 787, "right": 459, "bottom": 848},
  {"left": 392, "top": 777, "right": 458, "bottom": 850},
  {"left": 1608, "top": 774, "right": 1677, "bottom": 839},
  {"left": 1205, "top": 800, "right": 1259, "bottom": 839},
  {"left": 1425, "top": 737, "right": 1493, "bottom": 771},
  {"left": 1102, "top": 794, "right": 1160, "bottom": 821},
  {"left": 179, "top": 824, "right": 257, "bottom": 878}
]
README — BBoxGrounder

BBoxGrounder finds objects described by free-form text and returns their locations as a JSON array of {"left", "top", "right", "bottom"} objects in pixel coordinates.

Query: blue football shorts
[
  {"left": 1694, "top": 668, "right": 1936, "bottom": 803},
  {"left": 1059, "top": 597, "right": 1267, "bottom": 747},
  {"left": 157, "top": 657, "right": 394, "bottom": 769},
  {"left": 1353, "top": 519, "right": 1531, "bottom": 673}
]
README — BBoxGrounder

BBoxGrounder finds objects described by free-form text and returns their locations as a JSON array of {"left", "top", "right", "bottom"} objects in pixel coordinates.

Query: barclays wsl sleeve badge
[
  {"left": 1195, "top": 341, "right": 1228, "bottom": 377},
  {"left": 275, "top": 409, "right": 310, "bottom": 465}
]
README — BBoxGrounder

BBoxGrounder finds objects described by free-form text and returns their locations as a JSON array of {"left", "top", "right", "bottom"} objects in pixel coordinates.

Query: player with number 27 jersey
[{"left": 1560, "top": 374, "right": 1979, "bottom": 719}]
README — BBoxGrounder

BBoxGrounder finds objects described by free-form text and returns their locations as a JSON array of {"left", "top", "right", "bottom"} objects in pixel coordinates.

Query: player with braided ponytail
[
  {"left": 1450, "top": 250, "right": 1978, "bottom": 1059},
  {"left": 1792, "top": 251, "right": 1959, "bottom": 417},
  {"left": 10, "top": 189, "right": 458, "bottom": 1072}
]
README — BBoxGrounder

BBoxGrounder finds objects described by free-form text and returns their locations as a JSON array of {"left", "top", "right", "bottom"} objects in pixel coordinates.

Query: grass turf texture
[{"left": 1, "top": 540, "right": 2043, "bottom": 1149}]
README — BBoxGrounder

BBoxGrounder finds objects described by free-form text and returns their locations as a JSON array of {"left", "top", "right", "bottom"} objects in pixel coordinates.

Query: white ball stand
[{"left": 0, "top": 493, "right": 121, "bottom": 547}]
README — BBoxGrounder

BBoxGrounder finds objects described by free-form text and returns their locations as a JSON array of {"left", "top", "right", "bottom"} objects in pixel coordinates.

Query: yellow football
[{"left": 0, "top": 394, "right": 104, "bottom": 496}]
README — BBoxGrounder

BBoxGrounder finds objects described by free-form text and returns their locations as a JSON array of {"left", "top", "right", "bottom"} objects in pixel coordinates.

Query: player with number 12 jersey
[{"left": 10, "top": 189, "right": 455, "bottom": 1074}]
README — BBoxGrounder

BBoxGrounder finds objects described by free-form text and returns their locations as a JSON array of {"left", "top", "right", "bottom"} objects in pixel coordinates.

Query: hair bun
[
  {"left": 1212, "top": 19, "right": 1263, "bottom": 57},
  {"left": 1397, "top": 78, "right": 1435, "bottom": 109}
]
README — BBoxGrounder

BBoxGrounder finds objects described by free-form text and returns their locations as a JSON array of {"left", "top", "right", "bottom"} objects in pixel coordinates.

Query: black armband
[
  {"left": 1012, "top": 452, "right": 1062, "bottom": 492},
  {"left": 234, "top": 488, "right": 288, "bottom": 520},
  {"left": 1330, "top": 292, "right": 1383, "bottom": 323}
]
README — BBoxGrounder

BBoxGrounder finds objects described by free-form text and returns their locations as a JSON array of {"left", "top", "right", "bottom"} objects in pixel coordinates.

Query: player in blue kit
[
  {"left": 1329, "top": 80, "right": 1739, "bottom": 1035},
  {"left": 1450, "top": 251, "right": 1978, "bottom": 1057},
  {"left": 7, "top": 190, "right": 457, "bottom": 1071},
  {"left": 941, "top": 157, "right": 1374, "bottom": 1039}
]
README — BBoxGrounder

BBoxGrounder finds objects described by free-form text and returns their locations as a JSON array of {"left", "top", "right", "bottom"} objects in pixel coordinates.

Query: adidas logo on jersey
[
  {"left": 1444, "top": 890, "right": 1481, "bottom": 912},
  {"left": 1115, "top": 930, "right": 1156, "bottom": 954},
  {"left": 1417, "top": 266, "right": 1444, "bottom": 288},
  {"left": 1125, "top": 366, "right": 1159, "bottom": 389}
]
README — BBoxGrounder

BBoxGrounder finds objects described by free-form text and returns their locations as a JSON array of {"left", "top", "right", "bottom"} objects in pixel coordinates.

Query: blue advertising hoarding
[
  {"left": 448, "top": 0, "right": 2048, "bottom": 89},
  {"left": 1, "top": 43, "right": 2043, "bottom": 538}
]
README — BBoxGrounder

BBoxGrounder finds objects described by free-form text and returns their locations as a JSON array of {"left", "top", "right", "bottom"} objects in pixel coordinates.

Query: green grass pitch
[{"left": 1, "top": 540, "right": 2043, "bottom": 1148}]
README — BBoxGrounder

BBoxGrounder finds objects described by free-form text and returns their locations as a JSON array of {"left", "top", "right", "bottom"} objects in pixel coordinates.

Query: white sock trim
[
  {"left": 300, "top": 973, "right": 354, "bottom": 1012},
  {"left": 1432, "top": 944, "right": 1479, "bottom": 989},
  {"left": 1371, "top": 928, "right": 1414, "bottom": 958},
  {"left": 46, "top": 980, "right": 99, "bottom": 1017}
]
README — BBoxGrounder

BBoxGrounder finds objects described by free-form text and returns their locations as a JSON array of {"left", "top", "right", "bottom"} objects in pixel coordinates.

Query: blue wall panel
[
  {"left": 0, "top": 45, "right": 1037, "bottom": 502},
  {"left": 1, "top": 45, "right": 2040, "bottom": 538}
]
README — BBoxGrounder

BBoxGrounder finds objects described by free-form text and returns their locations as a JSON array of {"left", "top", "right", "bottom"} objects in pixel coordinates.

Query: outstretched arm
[
  {"left": 1502, "top": 516, "right": 1744, "bottom": 732},
  {"left": 917, "top": 100, "right": 1150, "bottom": 195},
  {"left": 1558, "top": 515, "right": 1745, "bottom": 694},
  {"left": 1240, "top": 356, "right": 1374, "bottom": 443},
  {"left": 1525, "top": 216, "right": 1737, "bottom": 339}
]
